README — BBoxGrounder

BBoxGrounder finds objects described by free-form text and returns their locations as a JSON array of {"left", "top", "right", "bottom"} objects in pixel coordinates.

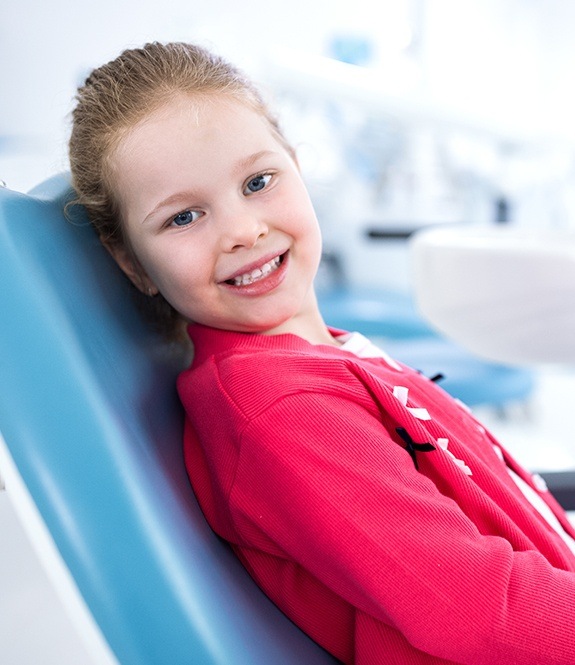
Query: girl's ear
[{"left": 102, "top": 240, "right": 159, "bottom": 297}]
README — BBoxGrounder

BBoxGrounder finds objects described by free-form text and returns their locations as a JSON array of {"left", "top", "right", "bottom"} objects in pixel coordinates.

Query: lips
[{"left": 221, "top": 251, "right": 287, "bottom": 287}]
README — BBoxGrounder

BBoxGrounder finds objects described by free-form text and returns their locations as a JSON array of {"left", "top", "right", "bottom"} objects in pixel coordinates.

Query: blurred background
[
  {"left": 4, "top": 0, "right": 575, "bottom": 287},
  {"left": 3, "top": 1, "right": 575, "bottom": 661}
]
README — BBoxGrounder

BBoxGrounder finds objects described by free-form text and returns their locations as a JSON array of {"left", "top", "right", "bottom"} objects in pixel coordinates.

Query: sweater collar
[{"left": 187, "top": 323, "right": 347, "bottom": 367}]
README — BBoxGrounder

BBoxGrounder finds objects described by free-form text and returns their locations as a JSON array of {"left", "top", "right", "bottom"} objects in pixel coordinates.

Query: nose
[{"left": 221, "top": 208, "right": 269, "bottom": 252}]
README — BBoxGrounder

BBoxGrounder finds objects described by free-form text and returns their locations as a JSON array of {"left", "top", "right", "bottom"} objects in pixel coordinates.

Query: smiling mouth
[{"left": 224, "top": 253, "right": 286, "bottom": 286}]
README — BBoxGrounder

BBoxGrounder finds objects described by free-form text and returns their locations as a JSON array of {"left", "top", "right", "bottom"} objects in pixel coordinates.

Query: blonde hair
[{"left": 69, "top": 41, "right": 293, "bottom": 339}]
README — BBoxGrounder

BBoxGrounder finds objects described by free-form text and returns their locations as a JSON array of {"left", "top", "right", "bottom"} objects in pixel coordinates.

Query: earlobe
[{"left": 101, "top": 240, "right": 159, "bottom": 296}]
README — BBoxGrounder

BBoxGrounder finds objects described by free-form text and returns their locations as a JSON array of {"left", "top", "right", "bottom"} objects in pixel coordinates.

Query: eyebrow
[
  {"left": 141, "top": 150, "right": 279, "bottom": 225},
  {"left": 142, "top": 192, "right": 194, "bottom": 225},
  {"left": 232, "top": 149, "right": 278, "bottom": 175}
]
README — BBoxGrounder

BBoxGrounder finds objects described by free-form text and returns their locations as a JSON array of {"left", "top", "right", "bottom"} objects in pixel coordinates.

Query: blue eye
[
  {"left": 244, "top": 173, "right": 272, "bottom": 194},
  {"left": 171, "top": 210, "right": 202, "bottom": 227}
]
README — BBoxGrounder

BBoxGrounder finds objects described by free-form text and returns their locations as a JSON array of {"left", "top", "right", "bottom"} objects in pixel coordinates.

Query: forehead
[
  {"left": 108, "top": 94, "right": 288, "bottom": 221},
  {"left": 112, "top": 94, "right": 280, "bottom": 167}
]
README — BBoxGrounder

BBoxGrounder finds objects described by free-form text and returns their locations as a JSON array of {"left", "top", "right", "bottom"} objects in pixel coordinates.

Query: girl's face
[{"left": 109, "top": 95, "right": 324, "bottom": 337}]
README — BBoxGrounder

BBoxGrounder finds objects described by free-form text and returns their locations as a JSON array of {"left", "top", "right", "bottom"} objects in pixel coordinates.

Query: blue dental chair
[{"left": 0, "top": 175, "right": 338, "bottom": 664}]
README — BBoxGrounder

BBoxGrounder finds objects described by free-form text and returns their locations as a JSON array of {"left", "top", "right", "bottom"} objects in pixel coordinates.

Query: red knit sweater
[{"left": 178, "top": 324, "right": 575, "bottom": 664}]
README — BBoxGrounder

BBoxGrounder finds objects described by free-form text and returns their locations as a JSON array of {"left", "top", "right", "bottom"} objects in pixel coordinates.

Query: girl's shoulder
[
  {"left": 203, "top": 343, "right": 358, "bottom": 393},
  {"left": 186, "top": 338, "right": 413, "bottom": 414}
]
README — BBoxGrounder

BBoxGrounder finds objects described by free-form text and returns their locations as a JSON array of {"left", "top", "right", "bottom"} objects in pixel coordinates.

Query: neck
[{"left": 260, "top": 288, "right": 341, "bottom": 347}]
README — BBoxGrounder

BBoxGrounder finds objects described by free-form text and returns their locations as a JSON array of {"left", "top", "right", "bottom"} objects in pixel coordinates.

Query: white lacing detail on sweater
[
  {"left": 393, "top": 386, "right": 472, "bottom": 476},
  {"left": 393, "top": 386, "right": 431, "bottom": 421}
]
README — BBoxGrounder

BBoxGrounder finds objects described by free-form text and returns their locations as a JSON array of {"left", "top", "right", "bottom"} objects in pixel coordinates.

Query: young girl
[{"left": 69, "top": 42, "right": 575, "bottom": 664}]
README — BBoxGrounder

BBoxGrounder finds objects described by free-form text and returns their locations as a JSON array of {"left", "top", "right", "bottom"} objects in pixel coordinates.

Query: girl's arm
[{"left": 231, "top": 391, "right": 575, "bottom": 664}]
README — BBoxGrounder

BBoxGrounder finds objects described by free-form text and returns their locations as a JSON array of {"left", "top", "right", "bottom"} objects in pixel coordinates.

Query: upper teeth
[{"left": 231, "top": 255, "right": 281, "bottom": 286}]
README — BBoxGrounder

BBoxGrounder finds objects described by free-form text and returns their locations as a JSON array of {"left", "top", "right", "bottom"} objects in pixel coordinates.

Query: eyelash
[
  {"left": 243, "top": 171, "right": 274, "bottom": 195},
  {"left": 169, "top": 209, "right": 203, "bottom": 228}
]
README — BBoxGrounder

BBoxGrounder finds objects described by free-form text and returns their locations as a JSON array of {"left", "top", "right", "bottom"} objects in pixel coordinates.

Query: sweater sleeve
[{"left": 230, "top": 391, "right": 575, "bottom": 664}]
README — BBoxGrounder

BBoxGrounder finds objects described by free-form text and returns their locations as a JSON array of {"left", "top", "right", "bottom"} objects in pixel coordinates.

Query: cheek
[
  {"left": 293, "top": 201, "right": 322, "bottom": 250},
  {"left": 151, "top": 256, "right": 196, "bottom": 294},
  {"left": 129, "top": 239, "right": 189, "bottom": 293},
  {"left": 151, "top": 244, "right": 218, "bottom": 308},
  {"left": 279, "top": 184, "right": 319, "bottom": 233}
]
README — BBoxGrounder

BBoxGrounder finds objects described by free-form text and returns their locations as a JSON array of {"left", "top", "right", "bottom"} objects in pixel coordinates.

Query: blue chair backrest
[{"left": 0, "top": 175, "right": 337, "bottom": 664}]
